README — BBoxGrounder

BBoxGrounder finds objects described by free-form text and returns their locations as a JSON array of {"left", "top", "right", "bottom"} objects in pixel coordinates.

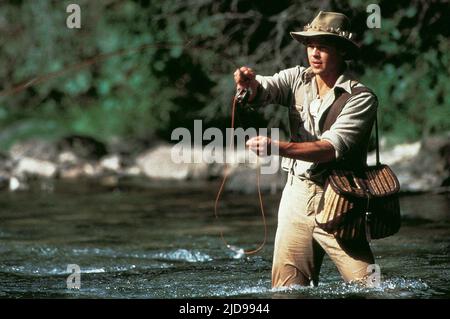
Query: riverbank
[{"left": 1, "top": 133, "right": 449, "bottom": 194}]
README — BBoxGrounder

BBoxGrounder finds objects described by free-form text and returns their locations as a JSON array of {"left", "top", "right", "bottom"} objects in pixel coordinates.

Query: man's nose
[{"left": 311, "top": 47, "right": 320, "bottom": 56}]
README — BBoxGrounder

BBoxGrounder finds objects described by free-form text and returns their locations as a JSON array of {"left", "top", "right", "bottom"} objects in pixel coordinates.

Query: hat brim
[{"left": 290, "top": 31, "right": 360, "bottom": 60}]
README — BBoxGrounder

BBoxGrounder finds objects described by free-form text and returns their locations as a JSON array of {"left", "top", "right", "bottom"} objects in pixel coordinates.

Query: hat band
[{"left": 303, "top": 23, "right": 353, "bottom": 40}]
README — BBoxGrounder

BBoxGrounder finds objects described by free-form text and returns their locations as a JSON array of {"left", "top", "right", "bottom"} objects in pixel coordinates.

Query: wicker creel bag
[
  {"left": 315, "top": 87, "right": 401, "bottom": 241},
  {"left": 316, "top": 164, "right": 401, "bottom": 241}
]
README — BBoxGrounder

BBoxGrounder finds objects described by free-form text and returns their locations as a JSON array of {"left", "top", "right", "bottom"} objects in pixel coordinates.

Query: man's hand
[
  {"left": 247, "top": 137, "right": 336, "bottom": 163},
  {"left": 246, "top": 136, "right": 273, "bottom": 157},
  {"left": 234, "top": 66, "right": 259, "bottom": 103}
]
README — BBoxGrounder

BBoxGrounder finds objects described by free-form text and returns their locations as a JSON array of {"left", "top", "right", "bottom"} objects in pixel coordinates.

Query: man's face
[{"left": 306, "top": 40, "right": 343, "bottom": 77}]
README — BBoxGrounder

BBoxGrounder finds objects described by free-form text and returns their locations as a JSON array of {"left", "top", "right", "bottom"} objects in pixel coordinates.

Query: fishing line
[
  {"left": 1, "top": 36, "right": 268, "bottom": 255},
  {"left": 0, "top": 41, "right": 192, "bottom": 98},
  {"left": 214, "top": 86, "right": 268, "bottom": 256}
]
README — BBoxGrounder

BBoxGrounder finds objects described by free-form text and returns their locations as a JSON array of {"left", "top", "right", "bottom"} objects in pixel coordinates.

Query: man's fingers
[
  {"left": 245, "top": 136, "right": 272, "bottom": 156},
  {"left": 246, "top": 136, "right": 268, "bottom": 147},
  {"left": 239, "top": 67, "right": 254, "bottom": 78},
  {"left": 241, "top": 68, "right": 254, "bottom": 79},
  {"left": 242, "top": 68, "right": 253, "bottom": 76},
  {"left": 235, "top": 71, "right": 249, "bottom": 85},
  {"left": 234, "top": 67, "right": 256, "bottom": 88},
  {"left": 246, "top": 137, "right": 259, "bottom": 147}
]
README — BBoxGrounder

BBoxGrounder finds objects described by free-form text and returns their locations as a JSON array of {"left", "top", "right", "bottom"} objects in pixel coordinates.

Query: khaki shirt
[{"left": 253, "top": 66, "right": 378, "bottom": 183}]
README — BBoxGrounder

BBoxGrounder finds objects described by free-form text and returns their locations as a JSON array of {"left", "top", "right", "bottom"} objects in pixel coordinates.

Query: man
[{"left": 234, "top": 11, "right": 377, "bottom": 288}]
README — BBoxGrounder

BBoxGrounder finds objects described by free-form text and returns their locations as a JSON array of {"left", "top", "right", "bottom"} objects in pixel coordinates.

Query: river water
[{"left": 0, "top": 177, "right": 449, "bottom": 298}]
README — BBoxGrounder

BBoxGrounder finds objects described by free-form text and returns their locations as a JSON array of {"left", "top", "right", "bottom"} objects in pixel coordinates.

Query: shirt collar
[
  {"left": 301, "top": 66, "right": 355, "bottom": 94},
  {"left": 301, "top": 67, "right": 315, "bottom": 83},
  {"left": 333, "top": 70, "right": 354, "bottom": 94}
]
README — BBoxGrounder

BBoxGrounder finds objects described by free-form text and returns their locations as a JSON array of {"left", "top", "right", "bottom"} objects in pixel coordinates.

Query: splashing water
[
  {"left": 153, "top": 249, "right": 213, "bottom": 263},
  {"left": 227, "top": 245, "right": 245, "bottom": 259},
  {"left": 0, "top": 179, "right": 448, "bottom": 298}
]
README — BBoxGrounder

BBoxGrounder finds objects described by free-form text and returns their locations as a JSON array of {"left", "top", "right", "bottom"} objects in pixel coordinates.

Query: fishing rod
[
  {"left": 214, "top": 80, "right": 268, "bottom": 256},
  {"left": 1, "top": 36, "right": 268, "bottom": 255},
  {"left": 0, "top": 41, "right": 193, "bottom": 98},
  {"left": 0, "top": 37, "right": 254, "bottom": 99}
]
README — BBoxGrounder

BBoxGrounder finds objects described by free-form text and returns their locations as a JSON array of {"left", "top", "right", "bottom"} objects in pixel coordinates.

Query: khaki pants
[{"left": 272, "top": 174, "right": 374, "bottom": 288}]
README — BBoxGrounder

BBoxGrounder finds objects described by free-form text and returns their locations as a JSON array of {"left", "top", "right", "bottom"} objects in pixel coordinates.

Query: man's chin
[{"left": 310, "top": 67, "right": 323, "bottom": 74}]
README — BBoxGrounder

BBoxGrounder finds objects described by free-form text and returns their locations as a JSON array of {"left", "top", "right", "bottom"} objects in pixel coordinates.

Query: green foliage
[
  {"left": 355, "top": 0, "right": 450, "bottom": 145},
  {"left": 0, "top": 0, "right": 448, "bottom": 150}
]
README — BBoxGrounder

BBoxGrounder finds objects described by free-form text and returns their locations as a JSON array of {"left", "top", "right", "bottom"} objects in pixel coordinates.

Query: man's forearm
[{"left": 274, "top": 140, "right": 336, "bottom": 163}]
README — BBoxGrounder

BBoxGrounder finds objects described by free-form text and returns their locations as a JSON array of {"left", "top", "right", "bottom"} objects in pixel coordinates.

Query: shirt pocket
[
  {"left": 288, "top": 105, "right": 304, "bottom": 141},
  {"left": 292, "top": 104, "right": 316, "bottom": 142}
]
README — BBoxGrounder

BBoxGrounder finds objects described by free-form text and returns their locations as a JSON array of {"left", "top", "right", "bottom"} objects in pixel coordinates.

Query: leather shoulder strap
[{"left": 321, "top": 86, "right": 372, "bottom": 132}]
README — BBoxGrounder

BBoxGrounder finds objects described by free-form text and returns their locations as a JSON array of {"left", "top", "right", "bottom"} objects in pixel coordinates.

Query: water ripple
[
  {"left": 270, "top": 277, "right": 430, "bottom": 298},
  {"left": 151, "top": 249, "right": 213, "bottom": 263}
]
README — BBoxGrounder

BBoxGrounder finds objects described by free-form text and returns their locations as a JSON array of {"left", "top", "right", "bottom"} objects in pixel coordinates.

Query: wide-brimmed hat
[{"left": 290, "top": 11, "right": 359, "bottom": 59}]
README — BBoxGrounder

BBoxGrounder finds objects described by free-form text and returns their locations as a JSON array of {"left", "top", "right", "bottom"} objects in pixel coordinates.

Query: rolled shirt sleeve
[
  {"left": 321, "top": 91, "right": 378, "bottom": 160},
  {"left": 252, "top": 66, "right": 303, "bottom": 107}
]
